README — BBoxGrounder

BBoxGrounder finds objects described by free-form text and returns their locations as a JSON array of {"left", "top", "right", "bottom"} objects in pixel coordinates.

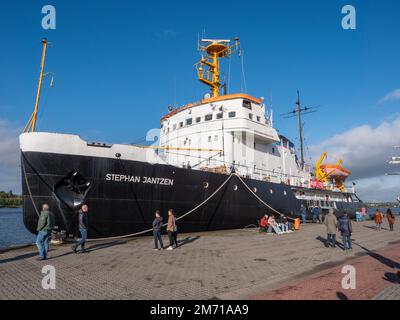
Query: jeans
[
  {"left": 168, "top": 231, "right": 178, "bottom": 247},
  {"left": 301, "top": 214, "right": 306, "bottom": 224},
  {"left": 271, "top": 224, "right": 283, "bottom": 234},
  {"left": 312, "top": 215, "right": 317, "bottom": 223},
  {"left": 342, "top": 235, "right": 352, "bottom": 250},
  {"left": 376, "top": 223, "right": 381, "bottom": 230},
  {"left": 153, "top": 230, "right": 164, "bottom": 249},
  {"left": 389, "top": 223, "right": 394, "bottom": 231},
  {"left": 76, "top": 228, "right": 88, "bottom": 250},
  {"left": 327, "top": 234, "right": 336, "bottom": 247},
  {"left": 279, "top": 223, "right": 289, "bottom": 232},
  {"left": 36, "top": 230, "right": 51, "bottom": 258}
]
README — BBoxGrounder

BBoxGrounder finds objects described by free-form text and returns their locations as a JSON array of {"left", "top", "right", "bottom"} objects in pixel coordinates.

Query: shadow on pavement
[
  {"left": 336, "top": 292, "right": 349, "bottom": 300},
  {"left": 178, "top": 236, "right": 201, "bottom": 247},
  {"left": 355, "top": 243, "right": 400, "bottom": 269},
  {"left": 86, "top": 240, "right": 127, "bottom": 252},
  {"left": 0, "top": 252, "right": 37, "bottom": 265},
  {"left": 315, "top": 236, "right": 344, "bottom": 250},
  {"left": 383, "top": 272, "right": 400, "bottom": 284},
  {"left": 363, "top": 226, "right": 389, "bottom": 231}
]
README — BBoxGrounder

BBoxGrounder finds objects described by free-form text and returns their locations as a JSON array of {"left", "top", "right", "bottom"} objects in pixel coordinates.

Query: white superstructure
[{"left": 159, "top": 93, "right": 312, "bottom": 187}]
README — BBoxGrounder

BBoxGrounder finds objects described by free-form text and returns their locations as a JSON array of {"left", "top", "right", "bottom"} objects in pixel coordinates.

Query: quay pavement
[{"left": 0, "top": 220, "right": 399, "bottom": 300}]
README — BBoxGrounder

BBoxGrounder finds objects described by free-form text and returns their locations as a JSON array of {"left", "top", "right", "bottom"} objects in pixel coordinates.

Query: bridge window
[
  {"left": 186, "top": 118, "right": 192, "bottom": 126},
  {"left": 216, "top": 112, "right": 223, "bottom": 119},
  {"left": 249, "top": 113, "right": 253, "bottom": 120},
  {"left": 205, "top": 114, "right": 213, "bottom": 121},
  {"left": 257, "top": 116, "right": 261, "bottom": 122},
  {"left": 196, "top": 117, "right": 201, "bottom": 123},
  {"left": 228, "top": 111, "right": 236, "bottom": 118},
  {"left": 243, "top": 100, "right": 252, "bottom": 110},
  {"left": 179, "top": 122, "right": 183, "bottom": 128}
]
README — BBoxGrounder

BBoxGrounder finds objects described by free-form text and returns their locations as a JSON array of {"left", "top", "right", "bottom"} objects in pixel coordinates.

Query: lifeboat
[{"left": 319, "top": 163, "right": 350, "bottom": 181}]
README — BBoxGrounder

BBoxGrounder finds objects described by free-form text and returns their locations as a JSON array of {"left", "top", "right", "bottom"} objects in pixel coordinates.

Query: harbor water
[{"left": 0, "top": 208, "right": 36, "bottom": 247}]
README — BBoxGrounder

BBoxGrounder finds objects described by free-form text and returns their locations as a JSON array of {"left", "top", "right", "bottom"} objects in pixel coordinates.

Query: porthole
[
  {"left": 233, "top": 185, "right": 238, "bottom": 191},
  {"left": 253, "top": 187, "right": 257, "bottom": 193},
  {"left": 203, "top": 182, "right": 209, "bottom": 189}
]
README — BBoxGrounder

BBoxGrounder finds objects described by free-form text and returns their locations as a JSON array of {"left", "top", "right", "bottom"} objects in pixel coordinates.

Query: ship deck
[{"left": 0, "top": 220, "right": 399, "bottom": 300}]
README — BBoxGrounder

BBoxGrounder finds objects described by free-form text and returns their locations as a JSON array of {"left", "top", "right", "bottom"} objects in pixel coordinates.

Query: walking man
[
  {"left": 338, "top": 212, "right": 353, "bottom": 251},
  {"left": 374, "top": 209, "right": 383, "bottom": 231},
  {"left": 166, "top": 209, "right": 179, "bottom": 250},
  {"left": 324, "top": 208, "right": 338, "bottom": 248},
  {"left": 72, "top": 204, "right": 89, "bottom": 253},
  {"left": 300, "top": 204, "right": 307, "bottom": 224},
  {"left": 152, "top": 210, "right": 164, "bottom": 250},
  {"left": 312, "top": 206, "right": 319, "bottom": 223},
  {"left": 386, "top": 208, "right": 395, "bottom": 231},
  {"left": 36, "top": 203, "right": 55, "bottom": 260}
]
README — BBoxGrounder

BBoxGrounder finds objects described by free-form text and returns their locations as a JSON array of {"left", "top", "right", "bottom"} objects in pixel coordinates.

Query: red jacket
[{"left": 260, "top": 217, "right": 269, "bottom": 228}]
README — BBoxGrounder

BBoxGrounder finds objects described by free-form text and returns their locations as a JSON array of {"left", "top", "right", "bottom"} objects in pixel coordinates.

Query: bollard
[{"left": 294, "top": 218, "right": 300, "bottom": 230}]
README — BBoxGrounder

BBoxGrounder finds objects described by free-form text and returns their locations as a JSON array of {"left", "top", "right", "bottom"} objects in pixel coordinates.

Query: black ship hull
[{"left": 21, "top": 151, "right": 360, "bottom": 239}]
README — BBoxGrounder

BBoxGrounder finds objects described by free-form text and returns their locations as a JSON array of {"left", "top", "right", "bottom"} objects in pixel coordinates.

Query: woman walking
[
  {"left": 386, "top": 208, "right": 396, "bottom": 231},
  {"left": 374, "top": 209, "right": 383, "bottom": 231},
  {"left": 166, "top": 209, "right": 179, "bottom": 250}
]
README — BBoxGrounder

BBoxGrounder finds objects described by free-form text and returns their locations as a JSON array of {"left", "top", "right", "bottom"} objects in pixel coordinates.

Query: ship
[
  {"left": 20, "top": 38, "right": 362, "bottom": 239},
  {"left": 387, "top": 146, "right": 400, "bottom": 203}
]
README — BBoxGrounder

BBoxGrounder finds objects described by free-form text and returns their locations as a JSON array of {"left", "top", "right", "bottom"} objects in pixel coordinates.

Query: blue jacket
[
  {"left": 338, "top": 216, "right": 352, "bottom": 236},
  {"left": 152, "top": 217, "right": 163, "bottom": 231}
]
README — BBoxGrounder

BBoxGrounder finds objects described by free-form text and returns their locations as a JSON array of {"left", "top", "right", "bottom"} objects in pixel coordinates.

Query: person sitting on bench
[
  {"left": 268, "top": 215, "right": 283, "bottom": 234},
  {"left": 259, "top": 214, "right": 269, "bottom": 232}
]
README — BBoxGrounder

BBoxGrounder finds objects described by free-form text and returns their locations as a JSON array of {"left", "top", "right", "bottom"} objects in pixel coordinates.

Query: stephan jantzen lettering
[{"left": 105, "top": 174, "right": 174, "bottom": 186}]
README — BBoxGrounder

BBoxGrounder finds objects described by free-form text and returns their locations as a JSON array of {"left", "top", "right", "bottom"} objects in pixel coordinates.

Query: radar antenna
[{"left": 195, "top": 37, "right": 240, "bottom": 98}]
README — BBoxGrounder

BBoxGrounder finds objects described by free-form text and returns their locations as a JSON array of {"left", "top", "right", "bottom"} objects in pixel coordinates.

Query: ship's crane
[{"left": 315, "top": 151, "right": 350, "bottom": 192}]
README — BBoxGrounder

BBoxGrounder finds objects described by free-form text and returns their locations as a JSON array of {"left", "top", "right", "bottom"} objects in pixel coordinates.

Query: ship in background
[
  {"left": 20, "top": 38, "right": 362, "bottom": 239},
  {"left": 387, "top": 146, "right": 400, "bottom": 203}
]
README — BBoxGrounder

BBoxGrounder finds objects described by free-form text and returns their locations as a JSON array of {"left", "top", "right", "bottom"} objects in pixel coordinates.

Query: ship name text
[{"left": 105, "top": 174, "right": 174, "bottom": 186}]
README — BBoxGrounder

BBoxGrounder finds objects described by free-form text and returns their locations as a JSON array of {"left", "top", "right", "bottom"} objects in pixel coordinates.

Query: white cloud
[
  {"left": 309, "top": 114, "right": 400, "bottom": 201},
  {"left": 378, "top": 88, "right": 400, "bottom": 105},
  {"left": 0, "top": 119, "right": 21, "bottom": 193},
  {"left": 355, "top": 175, "right": 400, "bottom": 202}
]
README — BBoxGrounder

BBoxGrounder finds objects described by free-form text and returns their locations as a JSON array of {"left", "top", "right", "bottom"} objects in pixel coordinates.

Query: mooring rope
[
  {"left": 21, "top": 159, "right": 40, "bottom": 217},
  {"left": 234, "top": 173, "right": 296, "bottom": 222},
  {"left": 22, "top": 157, "right": 297, "bottom": 242},
  {"left": 86, "top": 172, "right": 235, "bottom": 241}
]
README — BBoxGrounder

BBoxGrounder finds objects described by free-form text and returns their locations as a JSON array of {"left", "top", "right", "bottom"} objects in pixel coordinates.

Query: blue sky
[{"left": 1, "top": 0, "right": 400, "bottom": 200}]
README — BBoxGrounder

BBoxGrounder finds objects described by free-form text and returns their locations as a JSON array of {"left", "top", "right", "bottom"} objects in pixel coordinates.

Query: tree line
[{"left": 0, "top": 191, "right": 22, "bottom": 208}]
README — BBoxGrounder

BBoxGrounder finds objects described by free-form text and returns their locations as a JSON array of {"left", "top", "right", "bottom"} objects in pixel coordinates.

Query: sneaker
[
  {"left": 153, "top": 248, "right": 159, "bottom": 251},
  {"left": 36, "top": 256, "right": 46, "bottom": 261},
  {"left": 71, "top": 245, "right": 77, "bottom": 254},
  {"left": 166, "top": 246, "right": 173, "bottom": 250}
]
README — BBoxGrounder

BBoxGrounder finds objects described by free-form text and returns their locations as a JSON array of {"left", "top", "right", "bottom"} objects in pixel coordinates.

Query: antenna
[
  {"left": 280, "top": 91, "right": 320, "bottom": 169},
  {"left": 195, "top": 36, "right": 240, "bottom": 98}
]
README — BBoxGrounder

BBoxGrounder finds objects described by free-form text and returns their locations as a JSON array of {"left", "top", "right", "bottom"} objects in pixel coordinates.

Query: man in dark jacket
[
  {"left": 338, "top": 212, "right": 353, "bottom": 250},
  {"left": 152, "top": 210, "right": 164, "bottom": 250},
  {"left": 36, "top": 203, "right": 55, "bottom": 260},
  {"left": 72, "top": 204, "right": 89, "bottom": 253}
]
